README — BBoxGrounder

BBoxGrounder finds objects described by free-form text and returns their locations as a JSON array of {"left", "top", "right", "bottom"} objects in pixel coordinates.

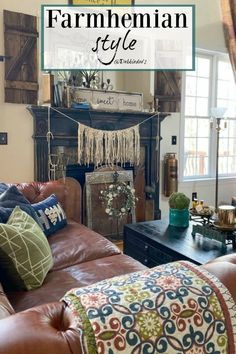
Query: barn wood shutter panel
[
  {"left": 155, "top": 71, "right": 182, "bottom": 113},
  {"left": 4, "top": 10, "right": 38, "bottom": 104}
]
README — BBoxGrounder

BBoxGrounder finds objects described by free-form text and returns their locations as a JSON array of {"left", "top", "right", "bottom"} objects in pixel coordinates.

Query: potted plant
[{"left": 168, "top": 192, "right": 190, "bottom": 227}]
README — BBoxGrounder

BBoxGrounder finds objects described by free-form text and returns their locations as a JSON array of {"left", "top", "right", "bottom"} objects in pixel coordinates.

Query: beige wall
[{"left": 0, "top": 0, "right": 69, "bottom": 183}]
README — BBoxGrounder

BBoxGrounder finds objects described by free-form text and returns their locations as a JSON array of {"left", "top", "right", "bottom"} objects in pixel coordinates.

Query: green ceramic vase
[{"left": 169, "top": 208, "right": 189, "bottom": 228}]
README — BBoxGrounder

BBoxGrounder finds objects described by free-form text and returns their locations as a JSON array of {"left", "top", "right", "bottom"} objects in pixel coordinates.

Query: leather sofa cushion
[
  {"left": 0, "top": 283, "right": 15, "bottom": 320},
  {"left": 201, "top": 253, "right": 236, "bottom": 303},
  {"left": 14, "top": 178, "right": 82, "bottom": 223},
  {"left": 48, "top": 221, "right": 121, "bottom": 271},
  {"left": 7, "top": 254, "right": 146, "bottom": 312}
]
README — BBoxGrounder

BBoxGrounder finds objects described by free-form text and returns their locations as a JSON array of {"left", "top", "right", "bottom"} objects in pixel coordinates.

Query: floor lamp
[{"left": 210, "top": 107, "right": 227, "bottom": 211}]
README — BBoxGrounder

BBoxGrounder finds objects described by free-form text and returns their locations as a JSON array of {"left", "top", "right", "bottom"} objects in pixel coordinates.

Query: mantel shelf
[{"left": 28, "top": 105, "right": 168, "bottom": 117}]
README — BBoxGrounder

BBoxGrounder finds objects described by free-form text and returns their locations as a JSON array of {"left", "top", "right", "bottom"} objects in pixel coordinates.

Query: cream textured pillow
[{"left": 0, "top": 206, "right": 53, "bottom": 290}]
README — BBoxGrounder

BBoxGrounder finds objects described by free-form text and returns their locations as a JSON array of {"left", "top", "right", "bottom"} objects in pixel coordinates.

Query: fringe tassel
[{"left": 78, "top": 123, "right": 140, "bottom": 167}]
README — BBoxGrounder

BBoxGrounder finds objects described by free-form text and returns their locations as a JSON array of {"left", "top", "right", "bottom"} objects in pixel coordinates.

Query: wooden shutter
[
  {"left": 4, "top": 10, "right": 38, "bottom": 104},
  {"left": 155, "top": 71, "right": 182, "bottom": 112}
]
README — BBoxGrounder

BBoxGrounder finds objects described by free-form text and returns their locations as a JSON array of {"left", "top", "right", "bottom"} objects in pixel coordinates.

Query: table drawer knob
[
  {"left": 144, "top": 258, "right": 148, "bottom": 264},
  {"left": 144, "top": 245, "right": 149, "bottom": 251}
]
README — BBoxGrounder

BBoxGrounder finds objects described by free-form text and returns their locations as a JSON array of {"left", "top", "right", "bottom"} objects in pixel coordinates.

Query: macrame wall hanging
[
  {"left": 46, "top": 107, "right": 159, "bottom": 175},
  {"left": 78, "top": 124, "right": 140, "bottom": 167}
]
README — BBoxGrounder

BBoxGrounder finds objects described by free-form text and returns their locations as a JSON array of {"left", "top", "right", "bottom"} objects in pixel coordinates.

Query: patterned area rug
[{"left": 62, "top": 261, "right": 236, "bottom": 354}]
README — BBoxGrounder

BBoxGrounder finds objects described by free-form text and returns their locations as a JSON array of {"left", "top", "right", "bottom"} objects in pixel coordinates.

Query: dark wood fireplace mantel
[{"left": 28, "top": 105, "right": 168, "bottom": 220}]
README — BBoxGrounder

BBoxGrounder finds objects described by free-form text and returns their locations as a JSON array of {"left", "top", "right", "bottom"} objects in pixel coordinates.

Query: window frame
[{"left": 180, "top": 49, "right": 236, "bottom": 182}]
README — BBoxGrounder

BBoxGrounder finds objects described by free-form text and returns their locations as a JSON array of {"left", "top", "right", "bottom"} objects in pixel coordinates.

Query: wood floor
[{"left": 114, "top": 241, "right": 123, "bottom": 252}]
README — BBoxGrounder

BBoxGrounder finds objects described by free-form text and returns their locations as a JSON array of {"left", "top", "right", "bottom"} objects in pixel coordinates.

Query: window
[{"left": 182, "top": 51, "right": 236, "bottom": 180}]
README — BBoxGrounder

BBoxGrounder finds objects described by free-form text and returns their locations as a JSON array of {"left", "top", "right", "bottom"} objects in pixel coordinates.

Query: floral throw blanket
[{"left": 62, "top": 261, "right": 236, "bottom": 354}]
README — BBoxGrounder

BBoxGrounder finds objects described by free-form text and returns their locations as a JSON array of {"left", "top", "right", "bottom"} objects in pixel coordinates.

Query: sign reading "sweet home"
[{"left": 67, "top": 87, "right": 143, "bottom": 111}]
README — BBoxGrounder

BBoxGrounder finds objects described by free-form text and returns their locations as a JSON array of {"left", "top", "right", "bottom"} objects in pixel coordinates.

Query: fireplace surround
[{"left": 27, "top": 105, "right": 168, "bottom": 221}]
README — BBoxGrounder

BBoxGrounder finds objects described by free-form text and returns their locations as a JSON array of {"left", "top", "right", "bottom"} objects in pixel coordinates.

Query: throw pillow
[
  {"left": 0, "top": 183, "right": 8, "bottom": 195},
  {"left": 0, "top": 185, "right": 38, "bottom": 223},
  {"left": 32, "top": 194, "right": 67, "bottom": 236},
  {"left": 0, "top": 206, "right": 53, "bottom": 291}
]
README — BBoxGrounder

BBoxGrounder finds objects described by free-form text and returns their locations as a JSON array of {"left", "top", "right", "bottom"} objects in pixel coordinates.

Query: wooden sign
[
  {"left": 4, "top": 10, "right": 38, "bottom": 104},
  {"left": 93, "top": 90, "right": 119, "bottom": 111},
  {"left": 68, "top": 87, "right": 143, "bottom": 112}
]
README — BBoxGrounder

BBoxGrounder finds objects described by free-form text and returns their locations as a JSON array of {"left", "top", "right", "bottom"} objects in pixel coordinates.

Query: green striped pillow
[{"left": 0, "top": 206, "right": 53, "bottom": 290}]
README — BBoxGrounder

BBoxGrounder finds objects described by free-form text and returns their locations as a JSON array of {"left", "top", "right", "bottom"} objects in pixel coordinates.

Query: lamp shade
[{"left": 211, "top": 107, "right": 227, "bottom": 118}]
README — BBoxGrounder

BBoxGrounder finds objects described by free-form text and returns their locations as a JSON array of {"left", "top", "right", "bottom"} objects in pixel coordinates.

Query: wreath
[{"left": 100, "top": 182, "right": 137, "bottom": 218}]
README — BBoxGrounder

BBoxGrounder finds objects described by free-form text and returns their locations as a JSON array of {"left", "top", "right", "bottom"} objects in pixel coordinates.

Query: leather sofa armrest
[
  {"left": 0, "top": 302, "right": 82, "bottom": 354},
  {"left": 201, "top": 254, "right": 236, "bottom": 303}
]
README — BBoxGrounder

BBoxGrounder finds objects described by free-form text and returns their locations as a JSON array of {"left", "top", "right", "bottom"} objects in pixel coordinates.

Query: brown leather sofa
[{"left": 0, "top": 177, "right": 236, "bottom": 354}]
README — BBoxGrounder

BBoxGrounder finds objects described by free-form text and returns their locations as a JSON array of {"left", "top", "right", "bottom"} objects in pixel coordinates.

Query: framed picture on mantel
[{"left": 69, "top": 0, "right": 134, "bottom": 4}]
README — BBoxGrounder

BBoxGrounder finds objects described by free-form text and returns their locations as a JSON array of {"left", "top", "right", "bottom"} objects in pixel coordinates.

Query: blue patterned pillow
[{"left": 32, "top": 194, "right": 67, "bottom": 236}]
